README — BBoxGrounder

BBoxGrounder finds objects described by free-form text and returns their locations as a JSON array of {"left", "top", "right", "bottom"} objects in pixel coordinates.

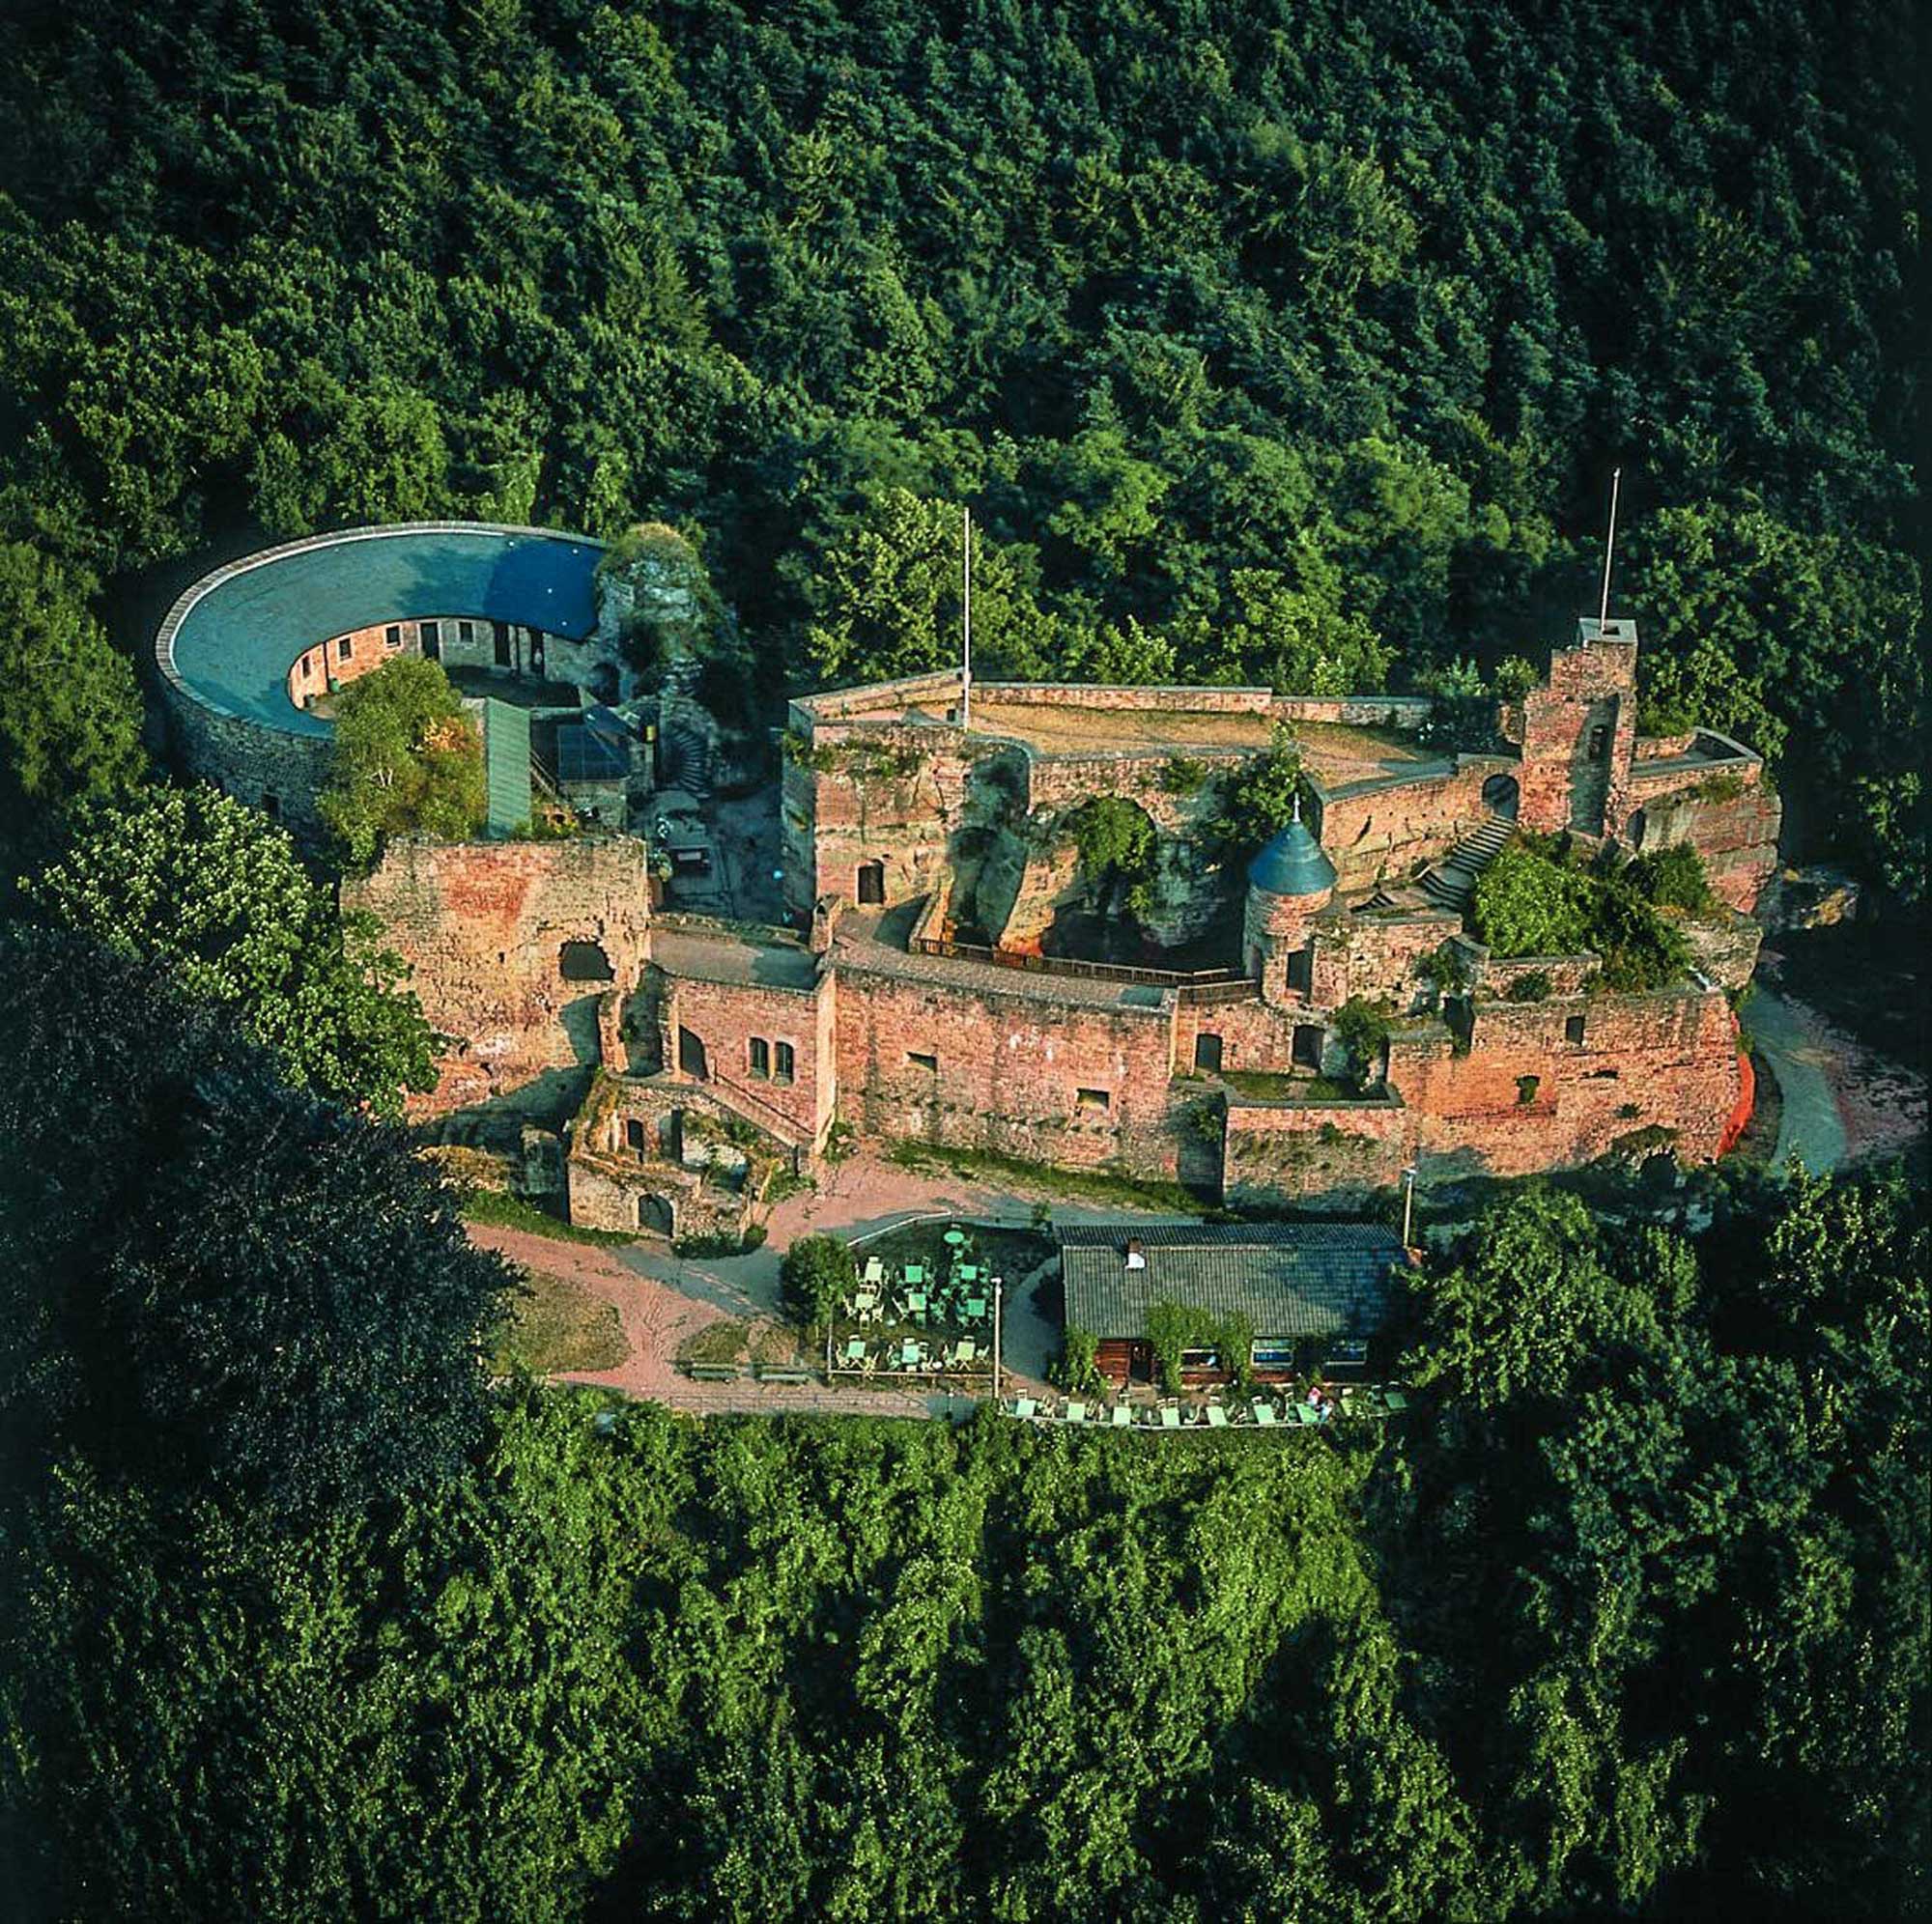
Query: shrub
[
  {"left": 1628, "top": 842, "right": 1716, "bottom": 915},
  {"left": 1054, "top": 1326, "right": 1102, "bottom": 1396},
  {"left": 1504, "top": 971, "right": 1551, "bottom": 1003},
  {"left": 1517, "top": 1074, "right": 1542, "bottom": 1106},
  {"left": 1330, "top": 997, "right": 1393, "bottom": 1089},
  {"left": 779, "top": 1232, "right": 857, "bottom": 1327}
]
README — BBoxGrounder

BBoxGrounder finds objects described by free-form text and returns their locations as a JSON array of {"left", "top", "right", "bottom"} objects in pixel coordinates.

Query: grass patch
[
  {"left": 1221, "top": 1069, "right": 1361, "bottom": 1102},
  {"left": 678, "top": 1320, "right": 750, "bottom": 1366},
  {"left": 886, "top": 1138, "right": 1214, "bottom": 1216},
  {"left": 463, "top": 1189, "right": 639, "bottom": 1247},
  {"left": 493, "top": 1269, "right": 628, "bottom": 1374}
]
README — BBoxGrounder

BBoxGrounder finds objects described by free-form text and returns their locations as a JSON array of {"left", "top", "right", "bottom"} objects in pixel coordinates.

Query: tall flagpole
[
  {"left": 961, "top": 504, "right": 973, "bottom": 728},
  {"left": 1598, "top": 466, "right": 1623, "bottom": 629}
]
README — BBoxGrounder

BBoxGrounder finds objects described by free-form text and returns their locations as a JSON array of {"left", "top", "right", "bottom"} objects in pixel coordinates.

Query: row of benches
[{"left": 683, "top": 1361, "right": 816, "bottom": 1385}]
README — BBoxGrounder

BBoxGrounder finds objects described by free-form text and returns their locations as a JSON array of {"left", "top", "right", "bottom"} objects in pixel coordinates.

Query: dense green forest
[
  {"left": 0, "top": 0, "right": 1920, "bottom": 887},
  {"left": 0, "top": 936, "right": 1924, "bottom": 1918}
]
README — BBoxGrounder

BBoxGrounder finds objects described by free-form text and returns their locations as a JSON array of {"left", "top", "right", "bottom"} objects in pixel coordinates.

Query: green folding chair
[
  {"left": 1110, "top": 1402, "right": 1132, "bottom": 1429},
  {"left": 1205, "top": 1403, "right": 1229, "bottom": 1429},
  {"left": 1160, "top": 1404, "right": 1181, "bottom": 1429},
  {"left": 1252, "top": 1400, "right": 1278, "bottom": 1428},
  {"left": 1012, "top": 1396, "right": 1037, "bottom": 1420},
  {"left": 1065, "top": 1401, "right": 1088, "bottom": 1426}
]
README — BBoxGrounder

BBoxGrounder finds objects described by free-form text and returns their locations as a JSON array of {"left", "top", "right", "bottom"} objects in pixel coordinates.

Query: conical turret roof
[{"left": 1247, "top": 806, "right": 1336, "bottom": 897}]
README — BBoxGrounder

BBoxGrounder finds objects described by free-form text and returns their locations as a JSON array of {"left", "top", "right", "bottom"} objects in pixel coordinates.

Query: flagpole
[{"left": 961, "top": 504, "right": 973, "bottom": 728}]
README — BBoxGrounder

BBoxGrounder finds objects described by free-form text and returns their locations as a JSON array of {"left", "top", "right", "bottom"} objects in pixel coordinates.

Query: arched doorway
[
  {"left": 559, "top": 939, "right": 614, "bottom": 982},
  {"left": 1481, "top": 773, "right": 1520, "bottom": 820},
  {"left": 637, "top": 1194, "right": 673, "bottom": 1235},
  {"left": 1625, "top": 807, "right": 1647, "bottom": 850},
  {"left": 856, "top": 860, "right": 886, "bottom": 905}
]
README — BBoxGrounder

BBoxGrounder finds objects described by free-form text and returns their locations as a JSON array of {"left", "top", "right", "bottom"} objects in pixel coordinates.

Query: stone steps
[{"left": 1417, "top": 813, "right": 1515, "bottom": 912}]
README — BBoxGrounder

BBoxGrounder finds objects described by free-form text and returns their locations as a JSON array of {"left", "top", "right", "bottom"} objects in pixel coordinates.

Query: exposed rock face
[{"left": 593, "top": 523, "right": 715, "bottom": 657}]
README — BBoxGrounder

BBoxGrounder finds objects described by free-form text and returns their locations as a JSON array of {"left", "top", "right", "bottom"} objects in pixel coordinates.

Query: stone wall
[
  {"left": 1629, "top": 776, "right": 1781, "bottom": 916},
  {"left": 652, "top": 966, "right": 837, "bottom": 1150},
  {"left": 1390, "top": 983, "right": 1742, "bottom": 1177},
  {"left": 781, "top": 723, "right": 995, "bottom": 920},
  {"left": 565, "top": 1072, "right": 768, "bottom": 1241},
  {"left": 344, "top": 835, "right": 653, "bottom": 1117},
  {"left": 1335, "top": 908, "right": 1463, "bottom": 1012},
  {"left": 1312, "top": 758, "right": 1503, "bottom": 893},
  {"left": 163, "top": 699, "right": 336, "bottom": 836},
  {"left": 1221, "top": 1095, "right": 1411, "bottom": 1214},
  {"left": 834, "top": 961, "right": 1181, "bottom": 1175}
]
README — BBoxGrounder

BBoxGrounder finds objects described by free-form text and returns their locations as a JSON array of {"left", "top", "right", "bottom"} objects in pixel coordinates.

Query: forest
[
  {"left": 0, "top": 1, "right": 1923, "bottom": 1915},
  {"left": 0, "top": 0, "right": 1920, "bottom": 891}
]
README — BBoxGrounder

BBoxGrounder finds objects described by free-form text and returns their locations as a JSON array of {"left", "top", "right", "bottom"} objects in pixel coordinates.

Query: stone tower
[{"left": 1244, "top": 804, "right": 1336, "bottom": 1005}]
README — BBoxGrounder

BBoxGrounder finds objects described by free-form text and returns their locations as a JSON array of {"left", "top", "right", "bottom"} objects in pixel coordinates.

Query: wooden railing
[{"left": 907, "top": 932, "right": 1253, "bottom": 1002}]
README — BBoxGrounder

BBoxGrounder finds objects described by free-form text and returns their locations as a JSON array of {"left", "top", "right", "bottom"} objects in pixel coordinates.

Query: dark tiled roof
[{"left": 1058, "top": 1221, "right": 1402, "bottom": 1342}]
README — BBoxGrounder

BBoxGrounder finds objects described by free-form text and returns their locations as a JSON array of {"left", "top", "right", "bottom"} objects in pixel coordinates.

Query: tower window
[
  {"left": 773, "top": 1040, "right": 796, "bottom": 1085},
  {"left": 1565, "top": 1014, "right": 1586, "bottom": 1045},
  {"left": 458, "top": 619, "right": 475, "bottom": 646},
  {"left": 1075, "top": 1087, "right": 1111, "bottom": 1114},
  {"left": 749, "top": 1037, "right": 770, "bottom": 1079},
  {"left": 384, "top": 625, "right": 403, "bottom": 648},
  {"left": 335, "top": 635, "right": 352, "bottom": 661},
  {"left": 906, "top": 1051, "right": 938, "bottom": 1072}
]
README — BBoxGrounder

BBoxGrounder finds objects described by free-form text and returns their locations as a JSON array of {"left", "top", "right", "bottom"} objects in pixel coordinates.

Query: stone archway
[
  {"left": 637, "top": 1194, "right": 673, "bottom": 1235},
  {"left": 1482, "top": 773, "right": 1520, "bottom": 820},
  {"left": 1625, "top": 806, "right": 1647, "bottom": 850}
]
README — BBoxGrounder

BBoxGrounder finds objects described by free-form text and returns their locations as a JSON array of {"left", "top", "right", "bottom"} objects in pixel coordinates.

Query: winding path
[{"left": 1747, "top": 987, "right": 1850, "bottom": 1174}]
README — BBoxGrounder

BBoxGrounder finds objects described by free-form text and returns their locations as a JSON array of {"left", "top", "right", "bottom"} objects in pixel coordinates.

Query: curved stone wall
[{"left": 153, "top": 521, "right": 606, "bottom": 832}]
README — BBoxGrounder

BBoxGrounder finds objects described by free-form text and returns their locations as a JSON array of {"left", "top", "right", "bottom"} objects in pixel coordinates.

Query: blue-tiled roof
[
  {"left": 1248, "top": 817, "right": 1336, "bottom": 896},
  {"left": 162, "top": 524, "right": 604, "bottom": 736}
]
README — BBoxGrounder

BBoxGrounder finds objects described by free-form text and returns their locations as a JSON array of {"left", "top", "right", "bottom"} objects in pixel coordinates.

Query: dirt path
[{"left": 473, "top": 1153, "right": 1203, "bottom": 1415}]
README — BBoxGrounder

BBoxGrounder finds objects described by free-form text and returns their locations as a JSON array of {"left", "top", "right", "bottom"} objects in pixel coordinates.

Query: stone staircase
[
  {"left": 1417, "top": 811, "right": 1515, "bottom": 913},
  {"left": 657, "top": 659, "right": 715, "bottom": 806}
]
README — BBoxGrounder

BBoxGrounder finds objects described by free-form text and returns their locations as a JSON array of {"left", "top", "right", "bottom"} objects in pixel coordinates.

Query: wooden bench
[
  {"left": 685, "top": 1362, "right": 743, "bottom": 1383},
  {"left": 755, "top": 1366, "right": 815, "bottom": 1386}
]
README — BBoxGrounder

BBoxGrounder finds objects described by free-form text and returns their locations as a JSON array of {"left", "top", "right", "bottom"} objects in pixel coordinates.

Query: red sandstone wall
[
  {"left": 785, "top": 723, "right": 987, "bottom": 918},
  {"left": 343, "top": 836, "right": 653, "bottom": 1117},
  {"left": 1389, "top": 984, "right": 1741, "bottom": 1174},
  {"left": 1338, "top": 911, "right": 1461, "bottom": 1011},
  {"left": 656, "top": 969, "right": 834, "bottom": 1149},
  {"left": 834, "top": 964, "right": 1181, "bottom": 1174},
  {"left": 1221, "top": 1098, "right": 1412, "bottom": 1213},
  {"left": 1518, "top": 637, "right": 1637, "bottom": 835},
  {"left": 1632, "top": 778, "right": 1782, "bottom": 916},
  {"left": 1315, "top": 761, "right": 1498, "bottom": 892}
]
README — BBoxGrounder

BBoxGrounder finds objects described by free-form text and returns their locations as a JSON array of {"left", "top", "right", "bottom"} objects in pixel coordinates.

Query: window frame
[
  {"left": 748, "top": 1037, "right": 771, "bottom": 1080},
  {"left": 772, "top": 1040, "right": 796, "bottom": 1086}
]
